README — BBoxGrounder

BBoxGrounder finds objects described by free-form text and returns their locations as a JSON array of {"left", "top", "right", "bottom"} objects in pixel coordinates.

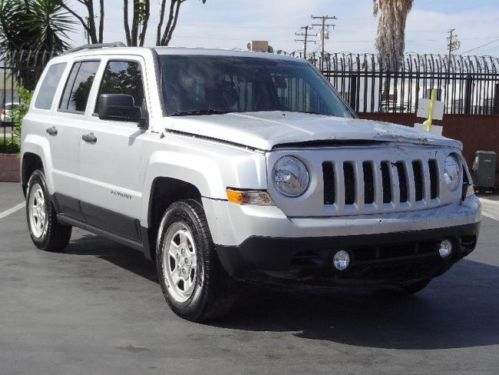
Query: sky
[{"left": 66, "top": 0, "right": 499, "bottom": 57}]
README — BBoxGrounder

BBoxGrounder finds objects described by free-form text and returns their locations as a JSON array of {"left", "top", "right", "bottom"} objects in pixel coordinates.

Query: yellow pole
[{"left": 423, "top": 88, "right": 437, "bottom": 132}]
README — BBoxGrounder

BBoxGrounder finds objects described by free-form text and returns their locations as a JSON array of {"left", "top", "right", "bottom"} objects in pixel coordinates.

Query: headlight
[
  {"left": 444, "top": 154, "right": 461, "bottom": 191},
  {"left": 272, "top": 156, "right": 310, "bottom": 197}
]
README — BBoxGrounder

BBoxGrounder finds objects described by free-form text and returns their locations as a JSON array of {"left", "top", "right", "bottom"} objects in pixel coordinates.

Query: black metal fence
[
  {"left": 1, "top": 66, "right": 18, "bottom": 149},
  {"left": 1, "top": 49, "right": 55, "bottom": 149},
  {"left": 309, "top": 53, "right": 499, "bottom": 115}
]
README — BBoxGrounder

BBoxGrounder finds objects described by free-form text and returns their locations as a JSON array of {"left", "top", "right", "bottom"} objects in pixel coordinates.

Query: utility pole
[
  {"left": 447, "top": 29, "right": 461, "bottom": 72},
  {"left": 295, "top": 26, "right": 316, "bottom": 60},
  {"left": 446, "top": 29, "right": 461, "bottom": 106},
  {"left": 311, "top": 15, "right": 337, "bottom": 70}
]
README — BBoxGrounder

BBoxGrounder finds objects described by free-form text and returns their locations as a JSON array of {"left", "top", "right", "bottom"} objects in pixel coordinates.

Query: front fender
[{"left": 141, "top": 150, "right": 227, "bottom": 226}]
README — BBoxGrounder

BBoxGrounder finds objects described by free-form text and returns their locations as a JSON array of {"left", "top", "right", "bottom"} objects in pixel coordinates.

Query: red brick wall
[
  {"left": 0, "top": 154, "right": 20, "bottom": 182},
  {"left": 359, "top": 113, "right": 499, "bottom": 186}
]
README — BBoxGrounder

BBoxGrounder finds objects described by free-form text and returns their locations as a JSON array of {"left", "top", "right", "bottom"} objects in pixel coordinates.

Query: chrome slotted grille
[{"left": 322, "top": 157, "right": 440, "bottom": 213}]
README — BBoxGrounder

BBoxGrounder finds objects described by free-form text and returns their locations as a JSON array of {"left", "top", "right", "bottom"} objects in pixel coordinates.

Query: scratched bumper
[{"left": 203, "top": 194, "right": 481, "bottom": 247}]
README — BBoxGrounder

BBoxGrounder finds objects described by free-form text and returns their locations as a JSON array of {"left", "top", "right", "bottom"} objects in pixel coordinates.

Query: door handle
[
  {"left": 82, "top": 133, "right": 97, "bottom": 144},
  {"left": 46, "top": 126, "right": 58, "bottom": 136}
]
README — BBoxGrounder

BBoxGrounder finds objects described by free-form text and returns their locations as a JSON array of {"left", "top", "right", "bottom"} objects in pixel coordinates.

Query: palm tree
[
  {"left": 373, "top": 0, "right": 413, "bottom": 71},
  {"left": 0, "top": 0, "right": 73, "bottom": 89}
]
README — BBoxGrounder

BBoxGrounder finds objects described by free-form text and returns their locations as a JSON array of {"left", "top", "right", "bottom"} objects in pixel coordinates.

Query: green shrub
[
  {"left": 0, "top": 140, "right": 20, "bottom": 154},
  {"left": 11, "top": 87, "right": 33, "bottom": 143},
  {"left": 1, "top": 87, "right": 32, "bottom": 153}
]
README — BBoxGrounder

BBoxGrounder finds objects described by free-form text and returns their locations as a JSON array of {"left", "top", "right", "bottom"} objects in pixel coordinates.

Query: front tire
[
  {"left": 156, "top": 199, "right": 235, "bottom": 322},
  {"left": 26, "top": 170, "right": 72, "bottom": 252}
]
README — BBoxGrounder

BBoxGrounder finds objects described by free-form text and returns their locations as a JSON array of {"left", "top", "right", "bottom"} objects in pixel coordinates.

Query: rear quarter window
[{"left": 34, "top": 63, "right": 67, "bottom": 110}]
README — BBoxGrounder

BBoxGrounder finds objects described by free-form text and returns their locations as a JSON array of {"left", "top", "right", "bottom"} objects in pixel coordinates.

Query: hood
[{"left": 165, "top": 111, "right": 461, "bottom": 151}]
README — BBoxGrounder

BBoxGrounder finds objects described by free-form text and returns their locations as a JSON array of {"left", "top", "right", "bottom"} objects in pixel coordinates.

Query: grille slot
[
  {"left": 429, "top": 159, "right": 439, "bottom": 199},
  {"left": 343, "top": 162, "right": 356, "bottom": 205},
  {"left": 412, "top": 160, "right": 424, "bottom": 201},
  {"left": 395, "top": 161, "right": 408, "bottom": 203},
  {"left": 322, "top": 162, "right": 336, "bottom": 205},
  {"left": 363, "top": 162, "right": 375, "bottom": 204},
  {"left": 381, "top": 161, "right": 392, "bottom": 204}
]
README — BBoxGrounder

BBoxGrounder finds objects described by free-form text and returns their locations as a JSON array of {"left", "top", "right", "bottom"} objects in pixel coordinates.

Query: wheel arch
[
  {"left": 143, "top": 177, "right": 204, "bottom": 260},
  {"left": 21, "top": 135, "right": 53, "bottom": 195},
  {"left": 21, "top": 153, "right": 44, "bottom": 196}
]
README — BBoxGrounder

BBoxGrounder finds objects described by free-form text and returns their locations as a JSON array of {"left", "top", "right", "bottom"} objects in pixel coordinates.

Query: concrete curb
[{"left": 0, "top": 154, "right": 20, "bottom": 182}]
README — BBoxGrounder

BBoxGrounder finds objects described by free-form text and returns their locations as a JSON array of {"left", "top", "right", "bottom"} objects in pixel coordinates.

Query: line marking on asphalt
[
  {"left": 480, "top": 198, "right": 499, "bottom": 222},
  {"left": 0, "top": 202, "right": 25, "bottom": 220}
]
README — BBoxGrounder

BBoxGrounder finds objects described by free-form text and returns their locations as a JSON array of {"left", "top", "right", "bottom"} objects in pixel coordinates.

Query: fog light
[
  {"left": 333, "top": 250, "right": 350, "bottom": 271},
  {"left": 438, "top": 240, "right": 453, "bottom": 258}
]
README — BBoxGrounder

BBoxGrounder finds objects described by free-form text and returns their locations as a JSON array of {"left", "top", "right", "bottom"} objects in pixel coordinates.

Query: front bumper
[
  {"left": 216, "top": 222, "right": 479, "bottom": 284},
  {"left": 203, "top": 195, "right": 481, "bottom": 284}
]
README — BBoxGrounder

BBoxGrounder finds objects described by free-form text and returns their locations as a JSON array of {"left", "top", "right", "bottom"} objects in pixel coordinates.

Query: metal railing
[
  {"left": 1, "top": 66, "right": 18, "bottom": 150},
  {"left": 309, "top": 53, "right": 499, "bottom": 115},
  {"left": 0, "top": 48, "right": 56, "bottom": 150}
]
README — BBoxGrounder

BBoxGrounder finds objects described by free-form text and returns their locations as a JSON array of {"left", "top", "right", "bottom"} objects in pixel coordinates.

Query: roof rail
[{"left": 66, "top": 42, "right": 127, "bottom": 54}]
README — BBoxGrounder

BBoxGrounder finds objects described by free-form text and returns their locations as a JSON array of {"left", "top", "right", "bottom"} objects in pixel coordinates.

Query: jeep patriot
[{"left": 21, "top": 44, "right": 481, "bottom": 321}]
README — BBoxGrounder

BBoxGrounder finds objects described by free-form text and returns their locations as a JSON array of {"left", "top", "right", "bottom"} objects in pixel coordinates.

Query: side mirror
[{"left": 97, "top": 94, "right": 142, "bottom": 124}]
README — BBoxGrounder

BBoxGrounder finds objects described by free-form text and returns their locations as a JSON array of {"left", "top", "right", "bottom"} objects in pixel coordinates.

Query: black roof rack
[{"left": 66, "top": 42, "right": 126, "bottom": 54}]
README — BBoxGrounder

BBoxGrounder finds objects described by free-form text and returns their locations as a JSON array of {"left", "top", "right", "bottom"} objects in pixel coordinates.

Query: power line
[{"left": 462, "top": 38, "right": 499, "bottom": 54}]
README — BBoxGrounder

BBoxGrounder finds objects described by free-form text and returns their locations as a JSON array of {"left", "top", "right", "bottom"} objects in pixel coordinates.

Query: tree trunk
[
  {"left": 158, "top": 0, "right": 183, "bottom": 46},
  {"left": 61, "top": 0, "right": 104, "bottom": 45},
  {"left": 130, "top": 0, "right": 140, "bottom": 46},
  {"left": 373, "top": 0, "right": 413, "bottom": 72},
  {"left": 156, "top": 0, "right": 168, "bottom": 46},
  {"left": 138, "top": 0, "right": 150, "bottom": 46},
  {"left": 86, "top": 0, "right": 97, "bottom": 44},
  {"left": 99, "top": 0, "right": 104, "bottom": 43},
  {"left": 124, "top": 0, "right": 131, "bottom": 45}
]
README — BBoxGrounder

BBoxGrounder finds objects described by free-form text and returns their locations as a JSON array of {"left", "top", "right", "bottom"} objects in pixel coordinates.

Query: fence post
[
  {"left": 464, "top": 74, "right": 473, "bottom": 115},
  {"left": 350, "top": 74, "right": 358, "bottom": 111},
  {"left": 494, "top": 83, "right": 499, "bottom": 115}
]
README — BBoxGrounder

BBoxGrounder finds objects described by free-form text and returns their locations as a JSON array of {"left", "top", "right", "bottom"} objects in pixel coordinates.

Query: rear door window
[
  {"left": 34, "top": 63, "right": 67, "bottom": 110},
  {"left": 59, "top": 61, "right": 100, "bottom": 113}
]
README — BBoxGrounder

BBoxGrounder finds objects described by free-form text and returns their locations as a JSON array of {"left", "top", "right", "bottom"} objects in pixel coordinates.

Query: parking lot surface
[{"left": 1, "top": 182, "right": 499, "bottom": 375}]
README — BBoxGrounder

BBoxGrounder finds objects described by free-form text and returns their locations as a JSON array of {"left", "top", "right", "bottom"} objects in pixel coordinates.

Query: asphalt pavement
[{"left": 1, "top": 182, "right": 499, "bottom": 375}]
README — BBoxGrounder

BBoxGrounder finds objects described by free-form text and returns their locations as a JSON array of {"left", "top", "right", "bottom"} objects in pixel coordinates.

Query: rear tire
[
  {"left": 26, "top": 170, "right": 72, "bottom": 252},
  {"left": 156, "top": 199, "right": 235, "bottom": 322}
]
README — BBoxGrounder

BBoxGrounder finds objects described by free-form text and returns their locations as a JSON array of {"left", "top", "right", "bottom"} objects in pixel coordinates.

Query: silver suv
[{"left": 21, "top": 44, "right": 481, "bottom": 321}]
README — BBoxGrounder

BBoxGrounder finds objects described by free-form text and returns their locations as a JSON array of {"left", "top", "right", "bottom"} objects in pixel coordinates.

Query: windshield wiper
[{"left": 172, "top": 109, "right": 230, "bottom": 116}]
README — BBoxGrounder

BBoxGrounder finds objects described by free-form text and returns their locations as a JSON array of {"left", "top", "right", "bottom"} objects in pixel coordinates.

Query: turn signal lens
[{"left": 226, "top": 189, "right": 273, "bottom": 206}]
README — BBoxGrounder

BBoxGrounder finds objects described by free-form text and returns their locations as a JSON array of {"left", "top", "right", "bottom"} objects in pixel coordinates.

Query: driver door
[{"left": 78, "top": 58, "right": 148, "bottom": 243}]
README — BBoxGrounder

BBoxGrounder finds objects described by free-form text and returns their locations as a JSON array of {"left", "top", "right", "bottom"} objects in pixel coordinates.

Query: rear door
[{"left": 78, "top": 57, "right": 148, "bottom": 243}]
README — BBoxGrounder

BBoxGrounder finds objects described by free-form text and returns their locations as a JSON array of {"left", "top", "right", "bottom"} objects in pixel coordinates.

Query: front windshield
[{"left": 158, "top": 54, "right": 353, "bottom": 118}]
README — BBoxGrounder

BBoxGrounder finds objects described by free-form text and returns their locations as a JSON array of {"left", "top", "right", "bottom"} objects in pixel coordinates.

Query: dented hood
[{"left": 166, "top": 111, "right": 461, "bottom": 151}]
